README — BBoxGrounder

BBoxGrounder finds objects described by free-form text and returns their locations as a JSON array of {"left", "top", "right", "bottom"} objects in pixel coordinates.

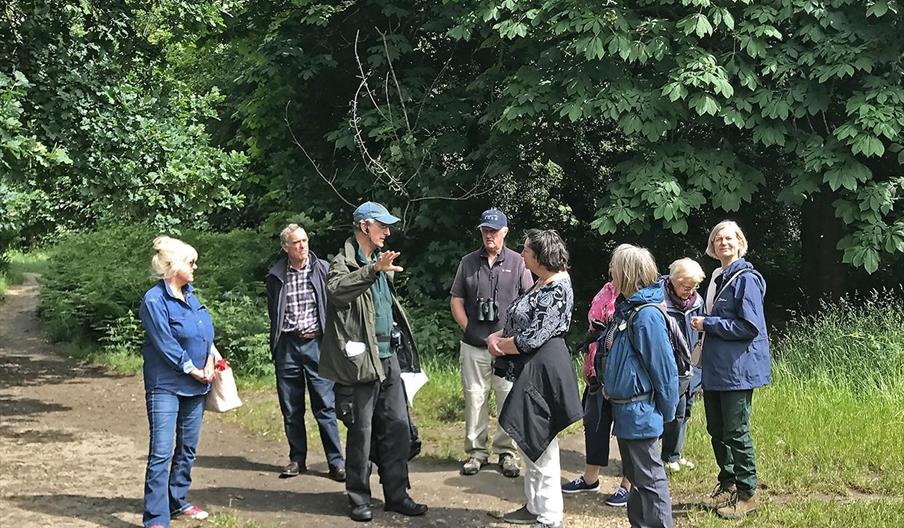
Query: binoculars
[{"left": 477, "top": 297, "right": 499, "bottom": 322}]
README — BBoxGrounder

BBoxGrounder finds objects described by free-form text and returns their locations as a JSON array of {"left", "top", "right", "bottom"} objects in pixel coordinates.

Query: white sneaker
[
  {"left": 664, "top": 461, "right": 681, "bottom": 472},
  {"left": 678, "top": 457, "right": 696, "bottom": 470}
]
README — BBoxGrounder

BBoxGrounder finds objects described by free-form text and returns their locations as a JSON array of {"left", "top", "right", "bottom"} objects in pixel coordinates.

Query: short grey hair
[
  {"left": 280, "top": 224, "right": 304, "bottom": 245},
  {"left": 669, "top": 258, "right": 706, "bottom": 283},
  {"left": 609, "top": 244, "right": 659, "bottom": 298},
  {"left": 352, "top": 218, "right": 376, "bottom": 232}
]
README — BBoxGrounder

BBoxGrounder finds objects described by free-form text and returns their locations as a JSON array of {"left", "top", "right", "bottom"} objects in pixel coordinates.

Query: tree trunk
[{"left": 800, "top": 192, "right": 847, "bottom": 306}]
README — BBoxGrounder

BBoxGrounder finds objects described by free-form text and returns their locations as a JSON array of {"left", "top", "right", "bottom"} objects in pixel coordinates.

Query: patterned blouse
[{"left": 503, "top": 276, "right": 574, "bottom": 354}]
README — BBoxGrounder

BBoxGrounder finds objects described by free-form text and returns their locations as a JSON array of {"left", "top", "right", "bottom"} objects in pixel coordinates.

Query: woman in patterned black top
[{"left": 487, "top": 229, "right": 582, "bottom": 528}]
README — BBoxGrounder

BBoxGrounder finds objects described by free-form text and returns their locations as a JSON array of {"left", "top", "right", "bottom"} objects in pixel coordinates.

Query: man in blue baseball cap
[
  {"left": 450, "top": 208, "right": 533, "bottom": 479},
  {"left": 320, "top": 201, "right": 427, "bottom": 522}
]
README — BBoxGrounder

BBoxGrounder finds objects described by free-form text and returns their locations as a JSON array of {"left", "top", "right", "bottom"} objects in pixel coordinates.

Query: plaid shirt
[{"left": 282, "top": 260, "right": 320, "bottom": 334}]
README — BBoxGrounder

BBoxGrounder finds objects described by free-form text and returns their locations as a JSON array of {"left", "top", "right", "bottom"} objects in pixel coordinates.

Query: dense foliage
[
  {"left": 3, "top": 0, "right": 903, "bottom": 307},
  {"left": 39, "top": 225, "right": 462, "bottom": 376},
  {"left": 0, "top": 0, "right": 247, "bottom": 248}
]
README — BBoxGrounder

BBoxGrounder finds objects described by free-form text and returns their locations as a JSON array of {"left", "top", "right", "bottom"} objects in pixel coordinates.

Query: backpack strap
[{"left": 625, "top": 303, "right": 667, "bottom": 386}]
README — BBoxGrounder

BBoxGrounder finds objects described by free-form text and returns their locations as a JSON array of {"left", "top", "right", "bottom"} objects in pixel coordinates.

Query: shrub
[{"left": 39, "top": 225, "right": 277, "bottom": 374}]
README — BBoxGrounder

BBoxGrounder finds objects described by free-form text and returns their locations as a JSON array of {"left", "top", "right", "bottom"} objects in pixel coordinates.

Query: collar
[
  {"left": 162, "top": 280, "right": 192, "bottom": 301},
  {"left": 479, "top": 246, "right": 508, "bottom": 264},
  {"left": 287, "top": 258, "right": 310, "bottom": 272},
  {"left": 355, "top": 240, "right": 378, "bottom": 265}
]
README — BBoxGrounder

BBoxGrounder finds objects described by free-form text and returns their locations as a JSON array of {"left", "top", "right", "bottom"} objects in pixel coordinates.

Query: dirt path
[{"left": 0, "top": 275, "right": 630, "bottom": 527}]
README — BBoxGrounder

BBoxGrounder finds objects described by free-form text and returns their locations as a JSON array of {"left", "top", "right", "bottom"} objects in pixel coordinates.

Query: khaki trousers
[{"left": 459, "top": 341, "right": 516, "bottom": 460}]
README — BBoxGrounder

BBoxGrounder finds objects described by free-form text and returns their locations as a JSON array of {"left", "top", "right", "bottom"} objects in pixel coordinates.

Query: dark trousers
[
  {"left": 661, "top": 375, "right": 693, "bottom": 462},
  {"left": 617, "top": 437, "right": 674, "bottom": 528},
  {"left": 336, "top": 354, "right": 411, "bottom": 508},
  {"left": 582, "top": 386, "right": 614, "bottom": 467},
  {"left": 703, "top": 389, "right": 756, "bottom": 497},
  {"left": 274, "top": 334, "right": 344, "bottom": 467}
]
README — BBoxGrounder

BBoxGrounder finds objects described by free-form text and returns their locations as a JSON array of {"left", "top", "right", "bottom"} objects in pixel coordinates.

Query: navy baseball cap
[
  {"left": 477, "top": 209, "right": 507, "bottom": 230},
  {"left": 353, "top": 201, "right": 400, "bottom": 225}
]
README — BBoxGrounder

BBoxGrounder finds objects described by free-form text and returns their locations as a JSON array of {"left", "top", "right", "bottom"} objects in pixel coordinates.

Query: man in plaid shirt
[{"left": 266, "top": 224, "right": 345, "bottom": 481}]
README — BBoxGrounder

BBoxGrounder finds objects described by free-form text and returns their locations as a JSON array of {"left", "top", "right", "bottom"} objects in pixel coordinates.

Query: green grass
[
  {"left": 61, "top": 341, "right": 144, "bottom": 374},
  {"left": 206, "top": 511, "right": 277, "bottom": 528},
  {"left": 6, "top": 250, "right": 49, "bottom": 284},
  {"left": 670, "top": 296, "right": 904, "bottom": 497},
  {"left": 678, "top": 498, "right": 904, "bottom": 528},
  {"left": 0, "top": 250, "right": 50, "bottom": 300},
  {"left": 670, "top": 377, "right": 904, "bottom": 497}
]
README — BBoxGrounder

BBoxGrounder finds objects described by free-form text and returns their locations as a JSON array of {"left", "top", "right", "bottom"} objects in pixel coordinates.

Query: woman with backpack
[
  {"left": 603, "top": 244, "right": 679, "bottom": 528},
  {"left": 660, "top": 258, "right": 707, "bottom": 473},
  {"left": 560, "top": 282, "right": 633, "bottom": 507},
  {"left": 691, "top": 220, "right": 770, "bottom": 519}
]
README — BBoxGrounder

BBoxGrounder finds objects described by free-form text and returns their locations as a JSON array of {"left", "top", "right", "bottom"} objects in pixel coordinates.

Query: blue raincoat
[{"left": 603, "top": 283, "right": 679, "bottom": 440}]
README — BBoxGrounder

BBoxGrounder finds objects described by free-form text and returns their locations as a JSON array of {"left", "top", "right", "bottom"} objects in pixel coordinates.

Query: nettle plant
[{"left": 451, "top": 0, "right": 903, "bottom": 273}]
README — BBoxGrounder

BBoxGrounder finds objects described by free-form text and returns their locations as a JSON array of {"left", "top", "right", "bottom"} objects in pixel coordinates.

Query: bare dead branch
[
  {"left": 284, "top": 101, "right": 355, "bottom": 207},
  {"left": 414, "top": 51, "right": 454, "bottom": 130},
  {"left": 354, "top": 30, "right": 387, "bottom": 121},
  {"left": 378, "top": 28, "right": 411, "bottom": 133}
]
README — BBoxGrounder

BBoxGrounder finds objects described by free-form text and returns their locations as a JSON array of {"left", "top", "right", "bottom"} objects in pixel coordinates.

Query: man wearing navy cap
[
  {"left": 450, "top": 208, "right": 533, "bottom": 477},
  {"left": 320, "top": 201, "right": 427, "bottom": 522}
]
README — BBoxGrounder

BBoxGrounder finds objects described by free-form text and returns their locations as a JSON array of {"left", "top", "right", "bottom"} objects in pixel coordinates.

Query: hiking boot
[
  {"left": 703, "top": 482, "right": 735, "bottom": 510},
  {"left": 460, "top": 456, "right": 484, "bottom": 476},
  {"left": 562, "top": 475, "right": 600, "bottom": 494},
  {"left": 604, "top": 486, "right": 630, "bottom": 507},
  {"left": 678, "top": 457, "right": 696, "bottom": 470},
  {"left": 716, "top": 490, "right": 757, "bottom": 519},
  {"left": 499, "top": 453, "right": 520, "bottom": 478}
]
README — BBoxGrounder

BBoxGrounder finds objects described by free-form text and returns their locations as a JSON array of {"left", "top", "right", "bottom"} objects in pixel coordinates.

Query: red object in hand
[{"left": 215, "top": 358, "right": 228, "bottom": 371}]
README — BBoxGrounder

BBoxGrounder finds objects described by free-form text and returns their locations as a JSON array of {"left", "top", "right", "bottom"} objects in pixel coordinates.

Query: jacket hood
[
  {"left": 723, "top": 258, "right": 754, "bottom": 278},
  {"left": 615, "top": 282, "right": 664, "bottom": 316}
]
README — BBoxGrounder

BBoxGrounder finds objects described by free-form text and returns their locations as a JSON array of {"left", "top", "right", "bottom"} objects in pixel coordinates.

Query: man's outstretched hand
[{"left": 374, "top": 251, "right": 404, "bottom": 273}]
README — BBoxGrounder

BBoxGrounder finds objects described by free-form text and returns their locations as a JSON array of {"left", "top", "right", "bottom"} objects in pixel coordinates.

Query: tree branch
[{"left": 284, "top": 101, "right": 355, "bottom": 207}]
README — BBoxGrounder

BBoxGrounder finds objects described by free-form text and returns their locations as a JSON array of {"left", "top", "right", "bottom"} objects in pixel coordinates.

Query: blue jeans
[
  {"left": 274, "top": 335, "right": 343, "bottom": 467},
  {"left": 144, "top": 390, "right": 205, "bottom": 528}
]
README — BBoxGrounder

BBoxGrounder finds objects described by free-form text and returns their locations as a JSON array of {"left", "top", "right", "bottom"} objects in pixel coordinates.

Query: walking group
[{"left": 136, "top": 201, "right": 769, "bottom": 528}]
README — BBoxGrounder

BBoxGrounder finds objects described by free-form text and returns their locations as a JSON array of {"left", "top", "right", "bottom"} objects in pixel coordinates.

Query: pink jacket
[{"left": 583, "top": 282, "right": 618, "bottom": 382}]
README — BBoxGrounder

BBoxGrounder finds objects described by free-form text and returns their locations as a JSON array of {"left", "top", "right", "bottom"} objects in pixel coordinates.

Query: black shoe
[
  {"left": 279, "top": 460, "right": 306, "bottom": 478},
  {"left": 488, "top": 504, "right": 537, "bottom": 524},
  {"left": 328, "top": 464, "right": 347, "bottom": 482},
  {"left": 349, "top": 504, "right": 373, "bottom": 522},
  {"left": 385, "top": 497, "right": 428, "bottom": 516}
]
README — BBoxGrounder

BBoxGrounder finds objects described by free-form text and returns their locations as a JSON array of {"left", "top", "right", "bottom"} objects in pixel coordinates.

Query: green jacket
[{"left": 320, "top": 237, "right": 420, "bottom": 385}]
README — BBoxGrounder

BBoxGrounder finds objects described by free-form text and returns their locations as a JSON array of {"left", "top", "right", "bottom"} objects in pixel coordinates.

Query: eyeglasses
[{"left": 673, "top": 281, "right": 699, "bottom": 293}]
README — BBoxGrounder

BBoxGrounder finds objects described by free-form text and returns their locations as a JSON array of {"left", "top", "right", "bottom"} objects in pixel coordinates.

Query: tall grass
[
  {"left": 671, "top": 294, "right": 904, "bottom": 496},
  {"left": 774, "top": 294, "right": 904, "bottom": 392}
]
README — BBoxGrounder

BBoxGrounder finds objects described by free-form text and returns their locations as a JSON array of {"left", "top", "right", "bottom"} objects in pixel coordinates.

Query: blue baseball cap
[
  {"left": 477, "top": 209, "right": 507, "bottom": 230},
  {"left": 353, "top": 201, "right": 400, "bottom": 225}
]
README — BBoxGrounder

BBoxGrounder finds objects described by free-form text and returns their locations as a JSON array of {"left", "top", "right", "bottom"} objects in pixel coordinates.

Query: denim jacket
[{"left": 139, "top": 280, "right": 214, "bottom": 396}]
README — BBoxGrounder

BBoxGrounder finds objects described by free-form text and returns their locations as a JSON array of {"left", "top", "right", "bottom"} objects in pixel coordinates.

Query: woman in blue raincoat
[{"left": 691, "top": 220, "right": 770, "bottom": 519}]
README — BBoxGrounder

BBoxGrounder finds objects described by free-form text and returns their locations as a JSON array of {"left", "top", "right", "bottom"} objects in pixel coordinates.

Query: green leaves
[{"left": 677, "top": 13, "right": 714, "bottom": 38}]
